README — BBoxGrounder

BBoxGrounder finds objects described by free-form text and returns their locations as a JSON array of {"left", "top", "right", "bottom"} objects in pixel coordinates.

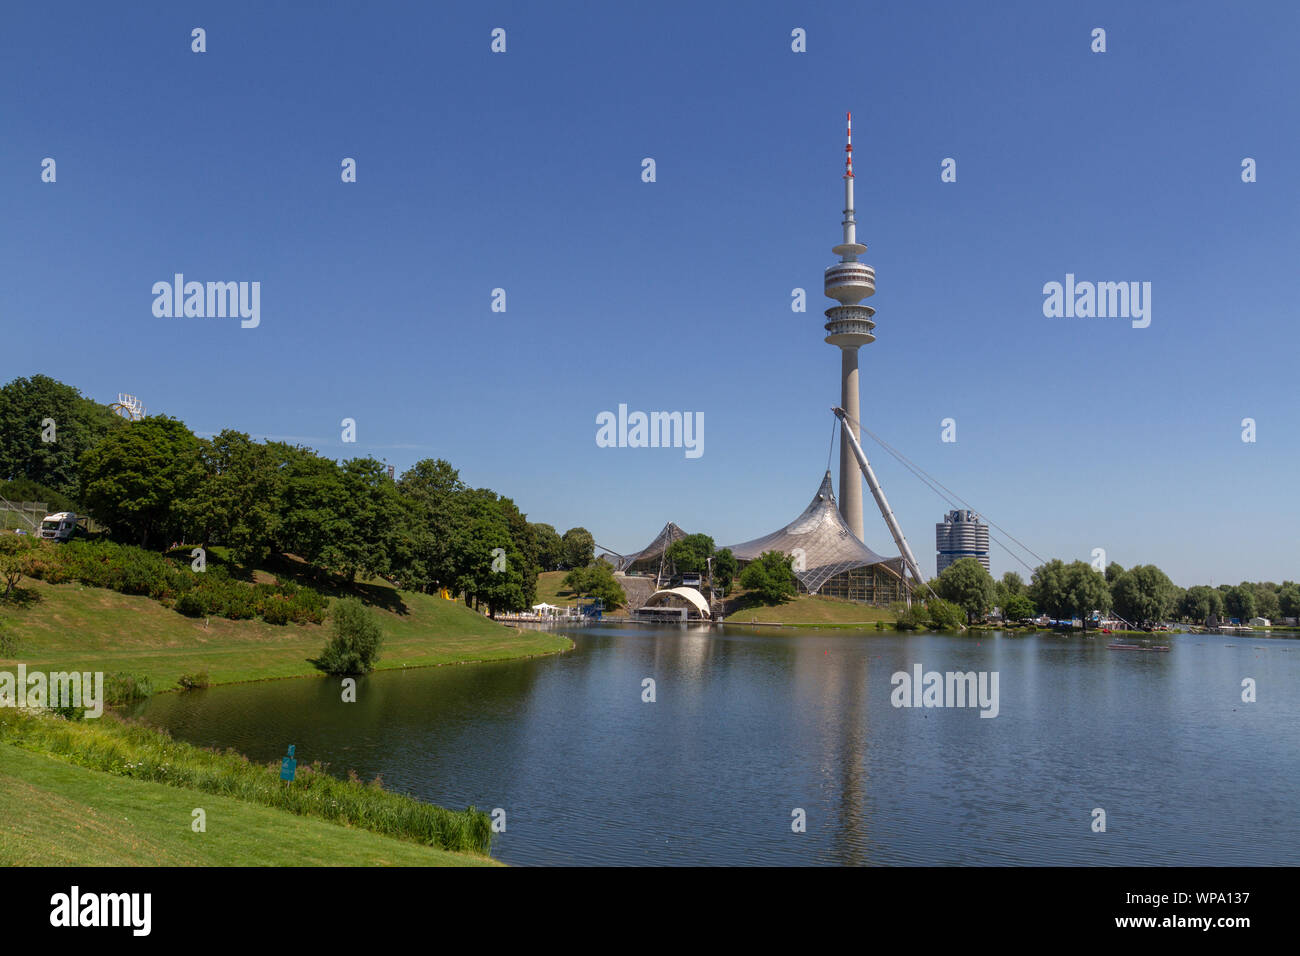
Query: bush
[
  {"left": 891, "top": 601, "right": 927, "bottom": 631},
  {"left": 104, "top": 672, "right": 153, "bottom": 704},
  {"left": 177, "top": 670, "right": 209, "bottom": 691},
  {"left": 738, "top": 551, "right": 798, "bottom": 605},
  {"left": 22, "top": 538, "right": 328, "bottom": 625},
  {"left": 315, "top": 598, "right": 383, "bottom": 675},
  {"left": 173, "top": 590, "right": 207, "bottom": 617},
  {"left": 924, "top": 597, "right": 966, "bottom": 631}
]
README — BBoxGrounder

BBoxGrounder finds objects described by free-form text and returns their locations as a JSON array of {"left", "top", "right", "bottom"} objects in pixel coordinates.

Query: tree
[
  {"left": 266, "top": 443, "right": 348, "bottom": 575},
  {"left": 397, "top": 458, "right": 467, "bottom": 592},
  {"left": 934, "top": 557, "right": 996, "bottom": 624},
  {"left": 1179, "top": 585, "right": 1224, "bottom": 623},
  {"left": 561, "top": 527, "right": 595, "bottom": 569},
  {"left": 995, "top": 571, "right": 1025, "bottom": 611},
  {"left": 925, "top": 597, "right": 966, "bottom": 630},
  {"left": 1110, "top": 564, "right": 1178, "bottom": 626},
  {"left": 79, "top": 416, "right": 205, "bottom": 548},
  {"left": 1278, "top": 584, "right": 1300, "bottom": 622},
  {"left": 1004, "top": 593, "right": 1036, "bottom": 621},
  {"left": 664, "top": 534, "right": 715, "bottom": 575},
  {"left": 562, "top": 562, "right": 626, "bottom": 610},
  {"left": 530, "top": 523, "right": 564, "bottom": 571},
  {"left": 315, "top": 597, "right": 383, "bottom": 675},
  {"left": 1030, "top": 559, "right": 1110, "bottom": 628},
  {"left": 0, "top": 375, "right": 119, "bottom": 496},
  {"left": 1223, "top": 584, "right": 1257, "bottom": 623},
  {"left": 739, "top": 551, "right": 798, "bottom": 605},
  {"left": 452, "top": 490, "right": 531, "bottom": 617},
  {"left": 1251, "top": 583, "right": 1280, "bottom": 621},
  {"left": 1104, "top": 561, "right": 1125, "bottom": 584},
  {"left": 326, "top": 457, "right": 404, "bottom": 583},
  {"left": 181, "top": 430, "right": 281, "bottom": 565},
  {"left": 712, "top": 548, "right": 738, "bottom": 589}
]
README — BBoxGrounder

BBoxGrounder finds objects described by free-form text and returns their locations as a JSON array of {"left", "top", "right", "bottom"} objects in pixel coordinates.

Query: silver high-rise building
[{"left": 936, "top": 510, "right": 990, "bottom": 574}]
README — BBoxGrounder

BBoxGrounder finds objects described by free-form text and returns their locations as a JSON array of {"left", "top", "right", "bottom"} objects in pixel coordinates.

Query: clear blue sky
[{"left": 2, "top": 1, "right": 1297, "bottom": 586}]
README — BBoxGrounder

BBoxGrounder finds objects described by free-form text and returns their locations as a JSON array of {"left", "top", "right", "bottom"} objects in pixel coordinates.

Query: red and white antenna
[{"left": 845, "top": 111, "right": 854, "bottom": 178}]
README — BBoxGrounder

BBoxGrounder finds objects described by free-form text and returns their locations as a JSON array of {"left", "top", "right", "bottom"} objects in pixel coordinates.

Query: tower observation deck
[{"left": 825, "top": 112, "right": 877, "bottom": 540}]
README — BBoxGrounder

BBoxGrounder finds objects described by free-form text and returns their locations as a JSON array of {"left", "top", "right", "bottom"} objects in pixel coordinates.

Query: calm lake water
[{"left": 133, "top": 624, "right": 1300, "bottom": 866}]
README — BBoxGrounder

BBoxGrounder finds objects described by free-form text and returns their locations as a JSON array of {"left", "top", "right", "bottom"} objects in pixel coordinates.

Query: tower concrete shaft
[
  {"left": 823, "top": 112, "right": 876, "bottom": 542},
  {"left": 839, "top": 348, "right": 864, "bottom": 539}
]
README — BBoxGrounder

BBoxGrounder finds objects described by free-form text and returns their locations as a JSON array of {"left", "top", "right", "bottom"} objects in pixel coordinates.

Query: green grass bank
[
  {"left": 0, "top": 575, "right": 571, "bottom": 692},
  {"left": 0, "top": 708, "right": 500, "bottom": 864}
]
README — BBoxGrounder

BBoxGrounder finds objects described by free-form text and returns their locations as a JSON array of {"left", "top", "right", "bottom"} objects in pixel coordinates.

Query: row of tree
[
  {"left": 933, "top": 555, "right": 1298, "bottom": 627},
  {"left": 0, "top": 376, "right": 597, "bottom": 617}
]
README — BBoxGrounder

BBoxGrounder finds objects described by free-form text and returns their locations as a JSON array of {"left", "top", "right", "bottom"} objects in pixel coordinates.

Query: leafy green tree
[
  {"left": 994, "top": 571, "right": 1024, "bottom": 611},
  {"left": 397, "top": 458, "right": 467, "bottom": 592},
  {"left": 1251, "top": 583, "right": 1280, "bottom": 621},
  {"left": 664, "top": 533, "right": 715, "bottom": 575},
  {"left": 925, "top": 597, "right": 966, "bottom": 630},
  {"left": 1179, "top": 585, "right": 1224, "bottom": 623},
  {"left": 530, "top": 523, "right": 564, "bottom": 571},
  {"left": 1277, "top": 584, "right": 1300, "bottom": 622},
  {"left": 1224, "top": 584, "right": 1257, "bottom": 623},
  {"left": 1110, "top": 564, "right": 1179, "bottom": 625},
  {"left": 561, "top": 527, "right": 595, "bottom": 569},
  {"left": 1030, "top": 559, "right": 1111, "bottom": 628},
  {"left": 739, "top": 551, "right": 798, "bottom": 605},
  {"left": 934, "top": 557, "right": 996, "bottom": 623},
  {"left": 712, "top": 548, "right": 738, "bottom": 589},
  {"left": 1004, "top": 593, "right": 1036, "bottom": 620},
  {"left": 325, "top": 457, "right": 404, "bottom": 583},
  {"left": 1104, "top": 561, "right": 1125, "bottom": 584},
  {"left": 79, "top": 416, "right": 205, "bottom": 548},
  {"left": 443, "top": 489, "right": 537, "bottom": 616},
  {"left": 182, "top": 430, "right": 281, "bottom": 564},
  {"left": 266, "top": 443, "right": 348, "bottom": 575},
  {"left": 562, "top": 562, "right": 626, "bottom": 610},
  {"left": 315, "top": 597, "right": 382, "bottom": 675},
  {"left": 0, "top": 375, "right": 119, "bottom": 496}
]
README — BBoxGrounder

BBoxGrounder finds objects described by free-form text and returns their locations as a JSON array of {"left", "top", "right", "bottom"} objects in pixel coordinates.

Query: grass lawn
[
  {"left": 0, "top": 576, "right": 571, "bottom": 691},
  {"left": 0, "top": 744, "right": 498, "bottom": 866},
  {"left": 724, "top": 593, "right": 896, "bottom": 628},
  {"left": 533, "top": 570, "right": 579, "bottom": 608}
]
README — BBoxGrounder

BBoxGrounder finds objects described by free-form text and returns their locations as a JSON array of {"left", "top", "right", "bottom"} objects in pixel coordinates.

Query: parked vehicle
[{"left": 38, "top": 512, "right": 78, "bottom": 542}]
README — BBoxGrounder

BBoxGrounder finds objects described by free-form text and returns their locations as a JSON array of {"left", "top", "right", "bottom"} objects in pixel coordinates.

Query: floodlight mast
[{"left": 832, "top": 406, "right": 929, "bottom": 595}]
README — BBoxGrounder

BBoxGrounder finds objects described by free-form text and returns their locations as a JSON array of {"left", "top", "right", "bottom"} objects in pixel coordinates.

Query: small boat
[{"left": 1107, "top": 643, "right": 1171, "bottom": 652}]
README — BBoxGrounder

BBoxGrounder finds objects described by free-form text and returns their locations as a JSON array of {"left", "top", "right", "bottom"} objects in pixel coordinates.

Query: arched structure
[{"left": 640, "top": 586, "right": 712, "bottom": 620}]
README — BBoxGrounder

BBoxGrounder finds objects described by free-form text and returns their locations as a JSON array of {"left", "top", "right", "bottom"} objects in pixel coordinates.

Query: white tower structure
[{"left": 823, "top": 112, "right": 876, "bottom": 541}]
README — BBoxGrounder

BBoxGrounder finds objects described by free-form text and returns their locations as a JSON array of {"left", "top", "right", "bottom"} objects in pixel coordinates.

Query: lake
[{"left": 133, "top": 623, "right": 1300, "bottom": 866}]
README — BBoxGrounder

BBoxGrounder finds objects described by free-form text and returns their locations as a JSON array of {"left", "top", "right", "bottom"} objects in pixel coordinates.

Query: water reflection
[{"left": 135, "top": 625, "right": 1300, "bottom": 866}]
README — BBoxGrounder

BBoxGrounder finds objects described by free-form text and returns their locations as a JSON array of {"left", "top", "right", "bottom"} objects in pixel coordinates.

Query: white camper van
[{"left": 39, "top": 512, "right": 79, "bottom": 542}]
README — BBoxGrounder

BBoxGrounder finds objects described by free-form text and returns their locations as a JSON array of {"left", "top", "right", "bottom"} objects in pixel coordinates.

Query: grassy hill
[
  {"left": 723, "top": 593, "right": 895, "bottom": 628},
  {"left": 533, "top": 569, "right": 579, "bottom": 608},
  {"left": 0, "top": 575, "right": 571, "bottom": 691},
  {"left": 0, "top": 744, "right": 498, "bottom": 866}
]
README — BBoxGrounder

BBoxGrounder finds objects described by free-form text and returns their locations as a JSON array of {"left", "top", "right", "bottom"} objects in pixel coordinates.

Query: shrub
[
  {"left": 891, "top": 601, "right": 927, "bottom": 631},
  {"left": 924, "top": 597, "right": 966, "bottom": 631},
  {"left": 315, "top": 598, "right": 383, "bottom": 675},
  {"left": 174, "top": 590, "right": 207, "bottom": 617},
  {"left": 104, "top": 672, "right": 153, "bottom": 704},
  {"left": 177, "top": 670, "right": 209, "bottom": 691}
]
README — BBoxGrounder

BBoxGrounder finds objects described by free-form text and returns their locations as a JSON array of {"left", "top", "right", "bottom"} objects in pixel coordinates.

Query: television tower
[{"left": 823, "top": 112, "right": 876, "bottom": 541}]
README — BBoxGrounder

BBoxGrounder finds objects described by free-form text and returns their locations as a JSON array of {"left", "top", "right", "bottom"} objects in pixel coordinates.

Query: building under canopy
[{"left": 725, "top": 471, "right": 907, "bottom": 605}]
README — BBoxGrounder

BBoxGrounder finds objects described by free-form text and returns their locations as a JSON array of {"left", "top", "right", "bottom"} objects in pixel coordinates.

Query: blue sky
[{"left": 2, "top": 1, "right": 1297, "bottom": 586}]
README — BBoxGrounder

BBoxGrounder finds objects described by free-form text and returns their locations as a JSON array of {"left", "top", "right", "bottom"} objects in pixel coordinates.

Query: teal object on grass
[{"left": 280, "top": 744, "right": 296, "bottom": 782}]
